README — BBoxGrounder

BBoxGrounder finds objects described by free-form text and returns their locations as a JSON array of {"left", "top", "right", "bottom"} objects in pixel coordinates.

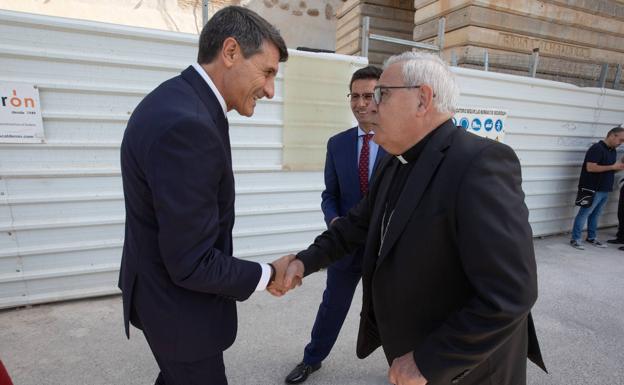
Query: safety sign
[{"left": 453, "top": 107, "right": 507, "bottom": 142}]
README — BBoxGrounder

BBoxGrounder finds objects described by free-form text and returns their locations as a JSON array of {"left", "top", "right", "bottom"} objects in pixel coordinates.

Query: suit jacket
[
  {"left": 321, "top": 127, "right": 386, "bottom": 225},
  {"left": 298, "top": 120, "right": 546, "bottom": 385},
  {"left": 118, "top": 66, "right": 261, "bottom": 362}
]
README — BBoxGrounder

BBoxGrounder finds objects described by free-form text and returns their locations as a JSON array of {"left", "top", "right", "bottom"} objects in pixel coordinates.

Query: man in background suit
[
  {"left": 284, "top": 52, "right": 546, "bottom": 385},
  {"left": 119, "top": 7, "right": 292, "bottom": 385},
  {"left": 285, "top": 66, "right": 386, "bottom": 384}
]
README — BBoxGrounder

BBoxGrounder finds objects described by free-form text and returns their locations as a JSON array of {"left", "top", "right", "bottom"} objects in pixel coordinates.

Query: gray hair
[
  {"left": 384, "top": 52, "right": 459, "bottom": 114},
  {"left": 197, "top": 6, "right": 288, "bottom": 64}
]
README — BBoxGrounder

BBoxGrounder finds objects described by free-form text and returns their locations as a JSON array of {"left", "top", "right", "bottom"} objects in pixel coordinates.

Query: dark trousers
[
  {"left": 152, "top": 353, "right": 227, "bottom": 385},
  {"left": 303, "top": 254, "right": 362, "bottom": 366},
  {"left": 131, "top": 305, "right": 227, "bottom": 385},
  {"left": 617, "top": 185, "right": 624, "bottom": 240}
]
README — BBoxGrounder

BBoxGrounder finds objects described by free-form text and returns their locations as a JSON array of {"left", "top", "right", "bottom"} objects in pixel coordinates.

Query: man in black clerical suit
[
  {"left": 284, "top": 52, "right": 547, "bottom": 385},
  {"left": 119, "top": 7, "right": 292, "bottom": 385}
]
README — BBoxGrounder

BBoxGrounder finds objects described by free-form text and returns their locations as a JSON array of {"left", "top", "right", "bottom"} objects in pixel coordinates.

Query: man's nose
[
  {"left": 356, "top": 97, "right": 369, "bottom": 107},
  {"left": 263, "top": 79, "right": 275, "bottom": 99},
  {"left": 369, "top": 99, "right": 378, "bottom": 113}
]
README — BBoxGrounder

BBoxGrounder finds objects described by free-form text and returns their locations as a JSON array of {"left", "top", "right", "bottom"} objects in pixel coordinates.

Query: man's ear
[
  {"left": 221, "top": 37, "right": 239, "bottom": 69},
  {"left": 418, "top": 85, "right": 434, "bottom": 112}
]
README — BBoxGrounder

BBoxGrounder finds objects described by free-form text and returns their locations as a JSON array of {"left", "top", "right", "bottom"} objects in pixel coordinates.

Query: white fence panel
[
  {"left": 453, "top": 67, "right": 624, "bottom": 236},
  {"left": 0, "top": 10, "right": 324, "bottom": 309},
  {"left": 2, "top": 9, "right": 624, "bottom": 309}
]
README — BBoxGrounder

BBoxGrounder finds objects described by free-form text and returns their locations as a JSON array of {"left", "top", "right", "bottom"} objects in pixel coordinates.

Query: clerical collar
[{"left": 394, "top": 127, "right": 439, "bottom": 164}]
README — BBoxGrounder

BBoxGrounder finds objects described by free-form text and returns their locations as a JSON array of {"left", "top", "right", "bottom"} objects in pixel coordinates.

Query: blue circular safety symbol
[
  {"left": 460, "top": 118, "right": 469, "bottom": 129},
  {"left": 471, "top": 118, "right": 482, "bottom": 131},
  {"left": 484, "top": 118, "right": 493, "bottom": 132},
  {"left": 495, "top": 119, "right": 503, "bottom": 132}
]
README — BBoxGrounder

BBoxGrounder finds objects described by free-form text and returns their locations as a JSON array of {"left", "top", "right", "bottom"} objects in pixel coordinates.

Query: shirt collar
[
  {"left": 358, "top": 126, "right": 375, "bottom": 136},
  {"left": 600, "top": 140, "right": 616, "bottom": 151},
  {"left": 192, "top": 63, "right": 227, "bottom": 118}
]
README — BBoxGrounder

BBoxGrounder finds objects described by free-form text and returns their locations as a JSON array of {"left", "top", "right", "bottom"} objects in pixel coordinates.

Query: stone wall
[
  {"left": 0, "top": 0, "right": 345, "bottom": 51},
  {"left": 335, "top": 0, "right": 415, "bottom": 66},
  {"left": 413, "top": 0, "right": 624, "bottom": 88},
  {"left": 245, "top": 0, "right": 347, "bottom": 50}
]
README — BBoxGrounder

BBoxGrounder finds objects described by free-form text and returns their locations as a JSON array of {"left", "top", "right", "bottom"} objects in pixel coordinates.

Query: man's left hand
[{"left": 388, "top": 351, "right": 427, "bottom": 385}]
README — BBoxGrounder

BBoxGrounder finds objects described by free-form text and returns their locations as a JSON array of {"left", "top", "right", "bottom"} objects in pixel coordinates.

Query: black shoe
[
  {"left": 618, "top": 246, "right": 624, "bottom": 251},
  {"left": 607, "top": 238, "right": 624, "bottom": 244},
  {"left": 285, "top": 362, "right": 322, "bottom": 384}
]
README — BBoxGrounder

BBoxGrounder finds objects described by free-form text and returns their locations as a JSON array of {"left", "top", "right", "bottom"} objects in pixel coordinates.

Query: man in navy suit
[
  {"left": 285, "top": 66, "right": 386, "bottom": 384},
  {"left": 118, "top": 7, "right": 292, "bottom": 385}
]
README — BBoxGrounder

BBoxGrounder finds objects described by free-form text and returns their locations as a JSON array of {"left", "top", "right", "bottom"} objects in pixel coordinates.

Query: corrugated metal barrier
[
  {"left": 1, "top": 9, "right": 624, "bottom": 308},
  {"left": 0, "top": 10, "right": 332, "bottom": 308},
  {"left": 454, "top": 68, "right": 624, "bottom": 236}
]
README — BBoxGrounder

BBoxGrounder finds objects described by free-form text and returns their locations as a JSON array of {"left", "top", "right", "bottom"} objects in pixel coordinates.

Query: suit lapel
[
  {"left": 344, "top": 127, "right": 360, "bottom": 197},
  {"left": 376, "top": 121, "right": 458, "bottom": 267},
  {"left": 180, "top": 66, "right": 228, "bottom": 132},
  {"left": 180, "top": 66, "right": 231, "bottom": 163}
]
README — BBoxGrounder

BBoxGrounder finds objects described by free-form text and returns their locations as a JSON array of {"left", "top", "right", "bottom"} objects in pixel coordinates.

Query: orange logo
[{"left": 1, "top": 90, "right": 36, "bottom": 108}]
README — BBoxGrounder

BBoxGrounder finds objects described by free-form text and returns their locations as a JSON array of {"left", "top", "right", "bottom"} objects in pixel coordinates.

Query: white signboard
[
  {"left": 0, "top": 83, "right": 45, "bottom": 143},
  {"left": 452, "top": 107, "right": 507, "bottom": 143}
]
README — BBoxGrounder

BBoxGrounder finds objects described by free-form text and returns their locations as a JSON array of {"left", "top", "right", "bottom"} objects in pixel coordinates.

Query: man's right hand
[
  {"left": 614, "top": 162, "right": 624, "bottom": 171},
  {"left": 284, "top": 258, "right": 305, "bottom": 290},
  {"left": 267, "top": 254, "right": 295, "bottom": 297}
]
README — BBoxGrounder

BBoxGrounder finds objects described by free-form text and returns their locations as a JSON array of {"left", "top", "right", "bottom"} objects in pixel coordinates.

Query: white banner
[
  {"left": 0, "top": 83, "right": 45, "bottom": 143},
  {"left": 452, "top": 107, "right": 507, "bottom": 142}
]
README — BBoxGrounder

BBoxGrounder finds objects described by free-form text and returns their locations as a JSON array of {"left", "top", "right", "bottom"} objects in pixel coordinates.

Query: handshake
[{"left": 266, "top": 254, "right": 306, "bottom": 296}]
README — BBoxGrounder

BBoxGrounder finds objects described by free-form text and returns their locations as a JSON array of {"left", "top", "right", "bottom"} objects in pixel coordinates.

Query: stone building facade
[
  {"left": 0, "top": 0, "right": 346, "bottom": 51},
  {"left": 412, "top": 0, "right": 624, "bottom": 88},
  {"left": 2, "top": 0, "right": 623, "bottom": 87},
  {"left": 334, "top": 0, "right": 624, "bottom": 88}
]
